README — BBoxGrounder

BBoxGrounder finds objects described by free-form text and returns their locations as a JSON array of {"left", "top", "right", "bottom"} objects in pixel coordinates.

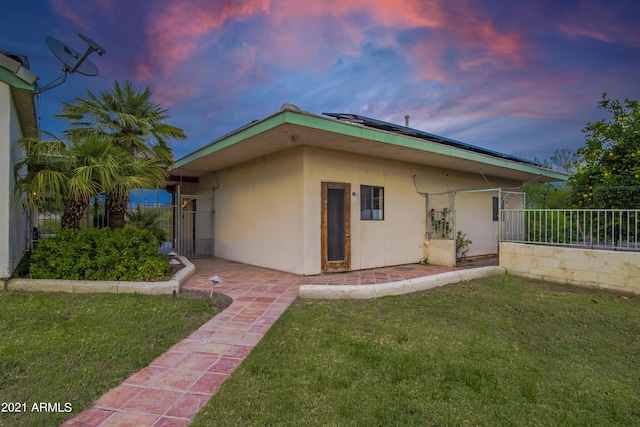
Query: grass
[
  {"left": 192, "top": 275, "right": 640, "bottom": 426},
  {"left": 0, "top": 291, "right": 219, "bottom": 427}
]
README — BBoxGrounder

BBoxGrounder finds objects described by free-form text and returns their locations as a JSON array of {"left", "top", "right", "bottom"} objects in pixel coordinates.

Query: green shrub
[
  {"left": 11, "top": 250, "right": 33, "bottom": 279},
  {"left": 27, "top": 228, "right": 172, "bottom": 281},
  {"left": 126, "top": 206, "right": 168, "bottom": 243}
]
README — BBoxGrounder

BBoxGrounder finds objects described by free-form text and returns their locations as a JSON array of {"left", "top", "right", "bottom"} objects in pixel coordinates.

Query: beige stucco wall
[
  {"left": 500, "top": 242, "right": 640, "bottom": 294},
  {"left": 214, "top": 147, "right": 305, "bottom": 274},
  {"left": 0, "top": 82, "right": 10, "bottom": 278},
  {"left": 205, "top": 143, "right": 523, "bottom": 275},
  {"left": 455, "top": 191, "right": 500, "bottom": 257},
  {"left": 427, "top": 239, "right": 455, "bottom": 267},
  {"left": 301, "top": 147, "right": 521, "bottom": 274},
  {"left": 302, "top": 147, "right": 429, "bottom": 274},
  {"left": 0, "top": 81, "right": 28, "bottom": 278}
]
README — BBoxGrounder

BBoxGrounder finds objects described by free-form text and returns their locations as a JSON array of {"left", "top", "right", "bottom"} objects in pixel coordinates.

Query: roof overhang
[
  {"left": 0, "top": 54, "right": 38, "bottom": 133},
  {"left": 169, "top": 109, "right": 568, "bottom": 184}
]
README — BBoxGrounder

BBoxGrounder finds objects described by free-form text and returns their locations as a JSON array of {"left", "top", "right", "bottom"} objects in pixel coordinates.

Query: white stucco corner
[{"left": 299, "top": 266, "right": 506, "bottom": 299}]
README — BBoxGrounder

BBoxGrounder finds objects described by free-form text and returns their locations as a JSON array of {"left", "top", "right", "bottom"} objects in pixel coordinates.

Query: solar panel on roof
[{"left": 322, "top": 112, "right": 541, "bottom": 167}]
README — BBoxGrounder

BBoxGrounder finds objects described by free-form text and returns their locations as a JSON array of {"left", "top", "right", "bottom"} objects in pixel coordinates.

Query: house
[
  {"left": 167, "top": 104, "right": 566, "bottom": 275},
  {"left": 0, "top": 52, "right": 38, "bottom": 279}
]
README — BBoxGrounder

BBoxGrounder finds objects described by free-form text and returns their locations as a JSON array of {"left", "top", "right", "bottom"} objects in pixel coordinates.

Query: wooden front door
[{"left": 321, "top": 182, "right": 351, "bottom": 272}]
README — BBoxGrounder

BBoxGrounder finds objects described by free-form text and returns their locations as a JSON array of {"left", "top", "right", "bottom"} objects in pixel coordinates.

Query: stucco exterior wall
[
  {"left": 205, "top": 143, "right": 524, "bottom": 275},
  {"left": 427, "top": 239, "right": 455, "bottom": 267},
  {"left": 214, "top": 147, "right": 305, "bottom": 274},
  {"left": 500, "top": 242, "right": 640, "bottom": 294},
  {"left": 455, "top": 191, "right": 499, "bottom": 257},
  {"left": 0, "top": 82, "right": 10, "bottom": 278},
  {"left": 302, "top": 147, "right": 520, "bottom": 274},
  {"left": 0, "top": 81, "right": 27, "bottom": 278},
  {"left": 302, "top": 147, "right": 429, "bottom": 274}
]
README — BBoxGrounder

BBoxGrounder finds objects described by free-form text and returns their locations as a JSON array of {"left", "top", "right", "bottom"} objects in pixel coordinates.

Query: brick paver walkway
[{"left": 63, "top": 258, "right": 492, "bottom": 426}]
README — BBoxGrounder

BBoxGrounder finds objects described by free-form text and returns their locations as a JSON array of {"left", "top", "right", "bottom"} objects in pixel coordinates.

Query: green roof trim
[
  {"left": 171, "top": 109, "right": 568, "bottom": 181},
  {"left": 284, "top": 111, "right": 568, "bottom": 181},
  {"left": 0, "top": 67, "right": 35, "bottom": 91},
  {"left": 170, "top": 110, "right": 288, "bottom": 170}
]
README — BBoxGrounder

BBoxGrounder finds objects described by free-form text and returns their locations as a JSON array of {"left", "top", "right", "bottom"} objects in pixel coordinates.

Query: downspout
[
  {"left": 413, "top": 175, "right": 429, "bottom": 263},
  {"left": 453, "top": 191, "right": 458, "bottom": 267},
  {"left": 175, "top": 184, "right": 181, "bottom": 255},
  {"left": 498, "top": 188, "right": 502, "bottom": 265},
  {"left": 211, "top": 172, "right": 220, "bottom": 256}
]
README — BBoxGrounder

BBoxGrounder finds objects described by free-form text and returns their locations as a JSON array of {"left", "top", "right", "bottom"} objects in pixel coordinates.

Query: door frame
[{"left": 321, "top": 182, "right": 351, "bottom": 272}]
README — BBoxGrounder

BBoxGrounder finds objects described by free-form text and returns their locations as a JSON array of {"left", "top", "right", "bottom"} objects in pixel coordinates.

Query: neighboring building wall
[
  {"left": 214, "top": 147, "right": 306, "bottom": 274},
  {"left": 0, "top": 81, "right": 27, "bottom": 278},
  {"left": 9, "top": 94, "right": 26, "bottom": 274},
  {"left": 499, "top": 242, "right": 640, "bottom": 294},
  {"left": 0, "top": 82, "right": 10, "bottom": 278}
]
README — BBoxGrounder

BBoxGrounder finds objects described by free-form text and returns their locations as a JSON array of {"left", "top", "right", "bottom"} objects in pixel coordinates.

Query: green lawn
[
  {"left": 192, "top": 275, "right": 640, "bottom": 426},
  {"left": 0, "top": 292, "right": 219, "bottom": 427}
]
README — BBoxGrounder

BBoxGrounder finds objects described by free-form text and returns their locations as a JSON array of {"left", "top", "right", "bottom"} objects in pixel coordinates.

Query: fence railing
[
  {"left": 33, "top": 191, "right": 173, "bottom": 250},
  {"left": 501, "top": 209, "right": 640, "bottom": 251}
]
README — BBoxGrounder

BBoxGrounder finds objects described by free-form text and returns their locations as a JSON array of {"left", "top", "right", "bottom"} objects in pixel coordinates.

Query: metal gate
[
  {"left": 174, "top": 194, "right": 214, "bottom": 258},
  {"left": 500, "top": 191, "right": 526, "bottom": 242}
]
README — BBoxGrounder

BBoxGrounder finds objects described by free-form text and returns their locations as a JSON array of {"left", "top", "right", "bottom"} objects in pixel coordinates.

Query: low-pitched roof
[{"left": 169, "top": 106, "right": 567, "bottom": 184}]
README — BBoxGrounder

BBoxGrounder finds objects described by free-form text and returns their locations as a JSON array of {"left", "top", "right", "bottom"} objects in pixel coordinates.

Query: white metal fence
[
  {"left": 501, "top": 209, "right": 640, "bottom": 251},
  {"left": 174, "top": 196, "right": 214, "bottom": 258}
]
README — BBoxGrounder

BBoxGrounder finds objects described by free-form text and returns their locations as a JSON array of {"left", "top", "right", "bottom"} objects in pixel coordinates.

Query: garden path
[{"left": 62, "top": 257, "right": 493, "bottom": 426}]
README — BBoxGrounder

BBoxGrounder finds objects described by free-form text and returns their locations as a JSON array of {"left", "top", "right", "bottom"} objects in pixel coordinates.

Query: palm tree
[
  {"left": 56, "top": 80, "right": 186, "bottom": 228},
  {"left": 13, "top": 132, "right": 119, "bottom": 230},
  {"left": 104, "top": 155, "right": 168, "bottom": 229},
  {"left": 14, "top": 132, "right": 169, "bottom": 231},
  {"left": 126, "top": 205, "right": 167, "bottom": 242}
]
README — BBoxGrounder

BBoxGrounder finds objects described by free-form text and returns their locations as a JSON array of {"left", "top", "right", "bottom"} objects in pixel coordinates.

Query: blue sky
[{"left": 2, "top": 0, "right": 639, "bottom": 162}]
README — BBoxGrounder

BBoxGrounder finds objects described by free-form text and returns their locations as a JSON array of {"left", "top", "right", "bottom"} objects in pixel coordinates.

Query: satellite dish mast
[{"left": 35, "top": 33, "right": 106, "bottom": 94}]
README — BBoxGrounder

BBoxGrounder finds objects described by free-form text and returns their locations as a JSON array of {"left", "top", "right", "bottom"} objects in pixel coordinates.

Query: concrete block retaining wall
[{"left": 499, "top": 242, "right": 640, "bottom": 294}]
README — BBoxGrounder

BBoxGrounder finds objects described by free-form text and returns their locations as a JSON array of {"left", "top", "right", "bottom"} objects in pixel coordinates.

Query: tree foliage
[
  {"left": 524, "top": 148, "right": 575, "bottom": 208},
  {"left": 56, "top": 80, "right": 186, "bottom": 228},
  {"left": 13, "top": 132, "right": 168, "bottom": 231},
  {"left": 570, "top": 94, "right": 640, "bottom": 209},
  {"left": 14, "top": 133, "right": 118, "bottom": 230}
]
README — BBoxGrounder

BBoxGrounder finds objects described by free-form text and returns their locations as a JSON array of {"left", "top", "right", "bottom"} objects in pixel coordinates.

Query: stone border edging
[
  {"left": 299, "top": 266, "right": 506, "bottom": 299},
  {"left": 5, "top": 255, "right": 195, "bottom": 295}
]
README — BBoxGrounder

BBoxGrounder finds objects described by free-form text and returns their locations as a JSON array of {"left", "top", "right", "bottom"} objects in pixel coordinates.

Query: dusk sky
[{"left": 2, "top": 0, "right": 639, "bottom": 163}]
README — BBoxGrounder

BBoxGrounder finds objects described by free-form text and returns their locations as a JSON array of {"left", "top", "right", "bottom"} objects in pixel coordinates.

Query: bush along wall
[{"left": 26, "top": 228, "right": 172, "bottom": 281}]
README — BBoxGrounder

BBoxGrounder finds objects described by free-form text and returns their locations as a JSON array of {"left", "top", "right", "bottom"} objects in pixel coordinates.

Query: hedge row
[{"left": 25, "top": 228, "right": 172, "bottom": 281}]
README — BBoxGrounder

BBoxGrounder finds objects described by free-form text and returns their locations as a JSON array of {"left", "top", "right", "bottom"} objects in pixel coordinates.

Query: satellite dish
[
  {"left": 36, "top": 33, "right": 106, "bottom": 94},
  {"left": 78, "top": 34, "right": 106, "bottom": 56},
  {"left": 46, "top": 36, "right": 98, "bottom": 76}
]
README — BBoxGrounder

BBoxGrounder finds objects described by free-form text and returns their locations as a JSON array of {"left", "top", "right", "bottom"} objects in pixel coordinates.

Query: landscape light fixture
[{"left": 208, "top": 275, "right": 222, "bottom": 298}]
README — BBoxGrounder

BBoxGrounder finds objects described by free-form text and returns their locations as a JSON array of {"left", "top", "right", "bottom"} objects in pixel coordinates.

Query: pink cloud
[
  {"left": 143, "top": 0, "right": 269, "bottom": 79},
  {"left": 556, "top": 23, "right": 611, "bottom": 43},
  {"left": 554, "top": 1, "right": 640, "bottom": 47},
  {"left": 48, "top": 0, "right": 93, "bottom": 32},
  {"left": 141, "top": 0, "right": 528, "bottom": 84}
]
